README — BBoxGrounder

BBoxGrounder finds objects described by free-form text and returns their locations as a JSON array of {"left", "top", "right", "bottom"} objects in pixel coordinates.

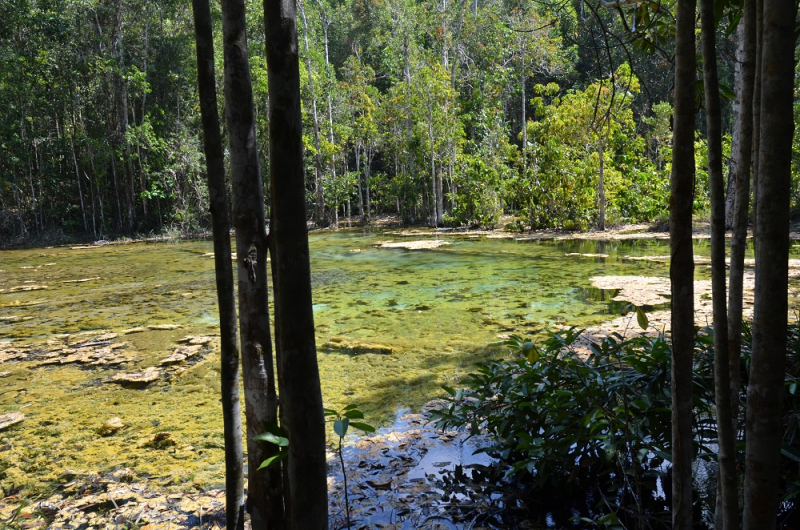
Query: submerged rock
[
  {"left": 109, "top": 367, "right": 160, "bottom": 385},
  {"left": 1, "top": 284, "right": 48, "bottom": 293},
  {"left": 98, "top": 417, "right": 125, "bottom": 436},
  {"left": 122, "top": 327, "right": 148, "bottom": 334},
  {"left": 146, "top": 432, "right": 176, "bottom": 448},
  {"left": 323, "top": 340, "right": 393, "bottom": 355},
  {"left": 148, "top": 324, "right": 181, "bottom": 331},
  {"left": 0, "top": 412, "right": 24, "bottom": 431},
  {"left": 377, "top": 239, "right": 451, "bottom": 250},
  {"left": 158, "top": 344, "right": 202, "bottom": 366}
]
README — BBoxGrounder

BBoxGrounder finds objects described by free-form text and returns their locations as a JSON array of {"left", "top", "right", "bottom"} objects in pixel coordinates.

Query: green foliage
[
  {"left": 255, "top": 424, "right": 290, "bottom": 470},
  {"left": 433, "top": 326, "right": 716, "bottom": 525}
]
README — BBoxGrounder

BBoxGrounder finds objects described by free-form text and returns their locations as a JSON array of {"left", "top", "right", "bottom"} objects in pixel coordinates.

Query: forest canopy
[{"left": 1, "top": 0, "right": 782, "bottom": 243}]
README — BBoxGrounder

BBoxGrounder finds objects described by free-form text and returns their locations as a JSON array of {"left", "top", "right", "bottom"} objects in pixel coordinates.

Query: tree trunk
[
  {"left": 743, "top": 0, "right": 796, "bottom": 525},
  {"left": 521, "top": 46, "right": 526, "bottom": 172},
  {"left": 598, "top": 140, "right": 605, "bottom": 230},
  {"left": 356, "top": 143, "right": 365, "bottom": 223},
  {"left": 751, "top": 0, "right": 763, "bottom": 243},
  {"left": 728, "top": 0, "right": 756, "bottom": 429},
  {"left": 112, "top": 0, "right": 135, "bottom": 233},
  {"left": 69, "top": 117, "right": 89, "bottom": 234},
  {"left": 220, "top": 0, "right": 283, "bottom": 526},
  {"left": 725, "top": 22, "right": 745, "bottom": 229},
  {"left": 669, "top": 0, "right": 697, "bottom": 526},
  {"left": 700, "top": 0, "right": 737, "bottom": 524},
  {"left": 298, "top": 0, "right": 326, "bottom": 227},
  {"left": 365, "top": 145, "right": 373, "bottom": 222},
  {"left": 263, "top": 0, "right": 329, "bottom": 524},
  {"left": 191, "top": 0, "right": 246, "bottom": 527}
]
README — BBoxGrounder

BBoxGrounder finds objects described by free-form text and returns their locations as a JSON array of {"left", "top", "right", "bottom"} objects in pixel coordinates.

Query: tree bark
[
  {"left": 669, "top": 0, "right": 696, "bottom": 526},
  {"left": 191, "top": 0, "right": 245, "bottom": 526},
  {"left": 728, "top": 0, "right": 756, "bottom": 430},
  {"left": 700, "top": 0, "right": 737, "bottom": 525},
  {"left": 263, "top": 0, "right": 329, "bottom": 525},
  {"left": 751, "top": 0, "right": 763, "bottom": 243},
  {"left": 725, "top": 22, "right": 744, "bottom": 230},
  {"left": 598, "top": 139, "right": 605, "bottom": 230},
  {"left": 220, "top": 0, "right": 283, "bottom": 527},
  {"left": 112, "top": 0, "right": 136, "bottom": 233},
  {"left": 743, "top": 0, "right": 796, "bottom": 525}
]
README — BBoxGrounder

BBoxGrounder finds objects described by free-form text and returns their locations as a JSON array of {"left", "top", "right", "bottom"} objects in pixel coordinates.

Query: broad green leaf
[
  {"left": 350, "top": 421, "right": 376, "bottom": 433},
  {"left": 334, "top": 418, "right": 350, "bottom": 438},
  {"left": 253, "top": 432, "right": 289, "bottom": 447},
  {"left": 257, "top": 452, "right": 287, "bottom": 470},
  {"left": 636, "top": 307, "right": 649, "bottom": 330},
  {"left": 344, "top": 409, "right": 364, "bottom": 419}
]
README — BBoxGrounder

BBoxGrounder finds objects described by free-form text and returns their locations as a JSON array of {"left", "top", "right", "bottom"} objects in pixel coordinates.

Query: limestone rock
[
  {"left": 323, "top": 340, "right": 393, "bottom": 355},
  {"left": 377, "top": 240, "right": 450, "bottom": 250},
  {"left": 148, "top": 324, "right": 181, "bottom": 331},
  {"left": 110, "top": 367, "right": 160, "bottom": 385},
  {"left": 0, "top": 412, "right": 24, "bottom": 431},
  {"left": 98, "top": 417, "right": 125, "bottom": 436}
]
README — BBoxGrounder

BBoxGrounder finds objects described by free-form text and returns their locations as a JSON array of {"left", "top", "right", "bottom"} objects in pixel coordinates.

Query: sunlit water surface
[{"left": 0, "top": 230, "right": 740, "bottom": 494}]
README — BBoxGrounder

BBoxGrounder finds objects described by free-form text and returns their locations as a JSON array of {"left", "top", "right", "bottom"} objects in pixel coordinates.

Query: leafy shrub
[{"left": 433, "top": 327, "right": 716, "bottom": 526}]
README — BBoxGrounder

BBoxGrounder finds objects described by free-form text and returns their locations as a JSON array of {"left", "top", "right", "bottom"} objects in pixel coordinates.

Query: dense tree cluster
[{"left": 3, "top": 0, "right": 775, "bottom": 243}]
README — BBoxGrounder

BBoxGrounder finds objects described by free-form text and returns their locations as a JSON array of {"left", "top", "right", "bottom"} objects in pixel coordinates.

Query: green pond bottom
[{"left": 0, "top": 229, "right": 758, "bottom": 496}]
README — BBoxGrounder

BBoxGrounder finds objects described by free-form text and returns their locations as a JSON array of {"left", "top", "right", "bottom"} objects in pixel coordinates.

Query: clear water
[{"left": 0, "top": 230, "right": 727, "bottom": 495}]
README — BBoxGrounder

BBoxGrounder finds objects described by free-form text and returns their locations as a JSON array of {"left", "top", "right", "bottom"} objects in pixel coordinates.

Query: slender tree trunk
[
  {"left": 725, "top": 22, "right": 744, "bottom": 229},
  {"left": 298, "top": 0, "right": 326, "bottom": 227},
  {"left": 743, "top": 0, "right": 796, "bottom": 525},
  {"left": 598, "top": 140, "right": 605, "bottom": 230},
  {"left": 700, "top": 0, "right": 737, "bottom": 525},
  {"left": 751, "top": 0, "right": 763, "bottom": 243},
  {"left": 428, "top": 106, "right": 437, "bottom": 226},
  {"left": 69, "top": 118, "right": 89, "bottom": 233},
  {"left": 191, "top": 0, "right": 245, "bottom": 527},
  {"left": 263, "top": 0, "right": 328, "bottom": 524},
  {"left": 220, "top": 0, "right": 283, "bottom": 526},
  {"left": 728, "top": 0, "right": 756, "bottom": 428},
  {"left": 521, "top": 46, "right": 526, "bottom": 173},
  {"left": 356, "top": 143, "right": 365, "bottom": 223},
  {"left": 113, "top": 0, "right": 135, "bottom": 233},
  {"left": 365, "top": 145, "right": 373, "bottom": 222},
  {"left": 670, "top": 0, "right": 697, "bottom": 526}
]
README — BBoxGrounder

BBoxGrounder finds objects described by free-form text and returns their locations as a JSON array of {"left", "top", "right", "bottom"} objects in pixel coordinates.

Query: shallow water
[{"left": 0, "top": 230, "right": 733, "bottom": 495}]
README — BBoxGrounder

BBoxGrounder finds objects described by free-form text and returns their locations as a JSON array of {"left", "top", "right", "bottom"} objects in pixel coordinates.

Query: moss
[{"left": 0, "top": 231, "right": 736, "bottom": 498}]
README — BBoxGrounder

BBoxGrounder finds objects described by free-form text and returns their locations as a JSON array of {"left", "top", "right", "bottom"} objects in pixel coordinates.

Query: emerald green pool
[{"left": 0, "top": 230, "right": 717, "bottom": 494}]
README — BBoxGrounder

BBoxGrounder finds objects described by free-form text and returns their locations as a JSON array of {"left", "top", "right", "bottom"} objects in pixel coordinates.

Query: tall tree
[
  {"left": 728, "top": 0, "right": 756, "bottom": 438},
  {"left": 699, "top": 0, "right": 736, "bottom": 524},
  {"left": 263, "top": 0, "right": 329, "bottom": 525},
  {"left": 669, "top": 0, "right": 696, "bottom": 526},
  {"left": 743, "top": 0, "right": 797, "bottom": 524},
  {"left": 190, "top": 0, "right": 245, "bottom": 526},
  {"left": 220, "top": 0, "right": 283, "bottom": 526}
]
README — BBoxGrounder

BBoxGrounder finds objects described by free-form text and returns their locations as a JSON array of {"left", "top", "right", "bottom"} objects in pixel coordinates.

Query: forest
[
  {"left": 0, "top": 0, "right": 799, "bottom": 528},
  {"left": 3, "top": 0, "right": 795, "bottom": 242}
]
